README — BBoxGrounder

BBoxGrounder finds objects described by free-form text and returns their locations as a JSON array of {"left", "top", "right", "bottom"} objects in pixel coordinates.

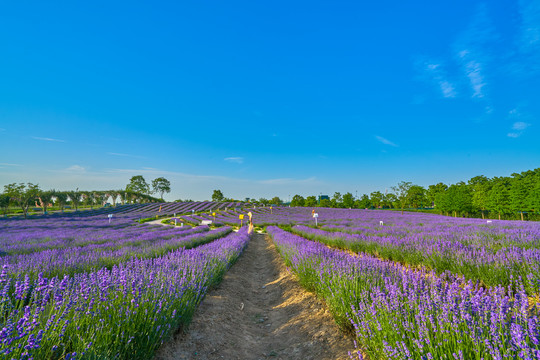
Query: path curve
[{"left": 154, "top": 233, "right": 354, "bottom": 360}]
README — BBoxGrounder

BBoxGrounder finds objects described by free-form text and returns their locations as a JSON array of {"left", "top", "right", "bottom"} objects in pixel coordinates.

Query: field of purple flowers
[
  {"left": 258, "top": 208, "right": 540, "bottom": 359},
  {"left": 0, "top": 212, "right": 251, "bottom": 359}
]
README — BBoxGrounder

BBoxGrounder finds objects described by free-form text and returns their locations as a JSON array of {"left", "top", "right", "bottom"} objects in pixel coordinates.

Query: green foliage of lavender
[{"left": 267, "top": 226, "right": 540, "bottom": 359}]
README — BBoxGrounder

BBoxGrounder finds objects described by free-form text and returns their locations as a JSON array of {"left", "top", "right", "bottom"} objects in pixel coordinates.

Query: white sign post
[
  {"left": 108, "top": 214, "right": 113, "bottom": 224},
  {"left": 313, "top": 213, "right": 319, "bottom": 226}
]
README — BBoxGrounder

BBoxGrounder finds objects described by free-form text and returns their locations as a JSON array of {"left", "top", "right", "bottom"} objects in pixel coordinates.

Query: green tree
[
  {"left": 4, "top": 183, "right": 41, "bottom": 219},
  {"left": 446, "top": 182, "right": 473, "bottom": 217},
  {"left": 67, "top": 188, "right": 82, "bottom": 211},
  {"left": 38, "top": 190, "right": 54, "bottom": 214},
  {"left": 392, "top": 181, "right": 412, "bottom": 215},
  {"left": 342, "top": 192, "right": 354, "bottom": 208},
  {"left": 305, "top": 196, "right": 317, "bottom": 207},
  {"left": 370, "top": 191, "right": 383, "bottom": 209},
  {"left": 488, "top": 181, "right": 511, "bottom": 220},
  {"left": 385, "top": 193, "right": 398, "bottom": 208},
  {"left": 331, "top": 192, "right": 343, "bottom": 208},
  {"left": 468, "top": 175, "right": 492, "bottom": 219},
  {"left": 212, "top": 189, "right": 225, "bottom": 202},
  {"left": 527, "top": 176, "right": 540, "bottom": 214},
  {"left": 270, "top": 197, "right": 282, "bottom": 206},
  {"left": 290, "top": 195, "right": 305, "bottom": 207},
  {"left": 0, "top": 193, "right": 10, "bottom": 217},
  {"left": 258, "top": 198, "right": 269, "bottom": 206},
  {"left": 426, "top": 183, "right": 448, "bottom": 208},
  {"left": 53, "top": 191, "right": 68, "bottom": 212},
  {"left": 407, "top": 185, "right": 427, "bottom": 208},
  {"left": 510, "top": 176, "right": 530, "bottom": 221},
  {"left": 319, "top": 198, "right": 332, "bottom": 207},
  {"left": 152, "top": 177, "right": 171, "bottom": 200},
  {"left": 357, "top": 194, "right": 371, "bottom": 209},
  {"left": 126, "top": 175, "right": 150, "bottom": 195}
]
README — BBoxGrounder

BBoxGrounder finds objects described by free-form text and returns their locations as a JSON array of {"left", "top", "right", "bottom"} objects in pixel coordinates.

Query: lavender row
[
  {"left": 0, "top": 225, "right": 231, "bottom": 279},
  {"left": 291, "top": 224, "right": 540, "bottom": 294},
  {"left": 267, "top": 226, "right": 540, "bottom": 360},
  {"left": 0, "top": 227, "right": 251, "bottom": 360}
]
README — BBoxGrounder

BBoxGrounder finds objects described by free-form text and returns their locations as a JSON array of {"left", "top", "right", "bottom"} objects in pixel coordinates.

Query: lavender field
[
  {"left": 0, "top": 208, "right": 251, "bottom": 359},
  {"left": 225, "top": 207, "right": 540, "bottom": 359}
]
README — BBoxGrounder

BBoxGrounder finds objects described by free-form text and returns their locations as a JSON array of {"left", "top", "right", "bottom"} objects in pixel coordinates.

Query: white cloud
[
  {"left": 65, "top": 165, "right": 86, "bottom": 173},
  {"left": 31, "top": 136, "right": 66, "bottom": 143},
  {"left": 507, "top": 132, "right": 520, "bottom": 138},
  {"left": 224, "top": 157, "right": 244, "bottom": 164},
  {"left": 453, "top": 4, "right": 496, "bottom": 99},
  {"left": 107, "top": 152, "right": 147, "bottom": 159},
  {"left": 512, "top": 121, "right": 530, "bottom": 130},
  {"left": 0, "top": 163, "right": 22, "bottom": 166},
  {"left": 418, "top": 61, "right": 457, "bottom": 98},
  {"left": 375, "top": 135, "right": 398, "bottom": 147},
  {"left": 458, "top": 52, "right": 486, "bottom": 98}
]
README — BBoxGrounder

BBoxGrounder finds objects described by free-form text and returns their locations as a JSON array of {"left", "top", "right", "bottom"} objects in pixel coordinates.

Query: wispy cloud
[
  {"left": 458, "top": 50, "right": 486, "bottom": 98},
  {"left": 107, "top": 152, "right": 147, "bottom": 159},
  {"left": 417, "top": 61, "right": 457, "bottom": 98},
  {"left": 0, "top": 163, "right": 22, "bottom": 167},
  {"left": 375, "top": 135, "right": 398, "bottom": 147},
  {"left": 507, "top": 107, "right": 533, "bottom": 137},
  {"left": 453, "top": 5, "right": 496, "bottom": 99},
  {"left": 0, "top": 128, "right": 6, "bottom": 132},
  {"left": 65, "top": 165, "right": 86, "bottom": 173},
  {"left": 31, "top": 136, "right": 66, "bottom": 143},
  {"left": 224, "top": 157, "right": 244, "bottom": 164}
]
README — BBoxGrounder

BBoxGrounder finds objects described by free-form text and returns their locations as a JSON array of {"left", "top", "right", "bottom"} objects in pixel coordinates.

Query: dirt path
[{"left": 154, "top": 233, "right": 355, "bottom": 360}]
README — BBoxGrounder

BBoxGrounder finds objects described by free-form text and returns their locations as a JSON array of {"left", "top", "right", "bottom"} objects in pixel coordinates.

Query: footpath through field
[{"left": 155, "top": 233, "right": 354, "bottom": 360}]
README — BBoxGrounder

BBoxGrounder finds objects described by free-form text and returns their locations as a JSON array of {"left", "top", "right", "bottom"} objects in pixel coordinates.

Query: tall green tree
[
  {"left": 426, "top": 183, "right": 448, "bottom": 208},
  {"left": 527, "top": 179, "right": 540, "bottom": 215},
  {"left": 67, "top": 188, "right": 82, "bottom": 211},
  {"left": 152, "top": 177, "right": 171, "bottom": 200},
  {"left": 270, "top": 196, "right": 282, "bottom": 206},
  {"left": 392, "top": 181, "right": 412, "bottom": 215},
  {"left": 52, "top": 190, "right": 68, "bottom": 212},
  {"left": 468, "top": 175, "right": 492, "bottom": 219},
  {"left": 126, "top": 175, "right": 150, "bottom": 195},
  {"left": 331, "top": 192, "right": 343, "bottom": 208},
  {"left": 370, "top": 191, "right": 384, "bottom": 209},
  {"left": 305, "top": 196, "right": 317, "bottom": 207},
  {"left": 342, "top": 192, "right": 355, "bottom": 208},
  {"left": 510, "top": 176, "right": 530, "bottom": 221},
  {"left": 0, "top": 194, "right": 10, "bottom": 217},
  {"left": 407, "top": 185, "right": 427, "bottom": 208},
  {"left": 319, "top": 198, "right": 332, "bottom": 207},
  {"left": 38, "top": 190, "right": 54, "bottom": 214},
  {"left": 290, "top": 195, "right": 305, "bottom": 207},
  {"left": 488, "top": 181, "right": 511, "bottom": 220},
  {"left": 446, "top": 182, "right": 473, "bottom": 217},
  {"left": 212, "top": 189, "right": 225, "bottom": 202},
  {"left": 4, "top": 183, "right": 41, "bottom": 219},
  {"left": 357, "top": 194, "right": 371, "bottom": 209}
]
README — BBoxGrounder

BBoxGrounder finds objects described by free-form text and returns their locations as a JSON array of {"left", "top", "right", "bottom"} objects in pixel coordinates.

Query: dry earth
[{"left": 154, "top": 233, "right": 356, "bottom": 360}]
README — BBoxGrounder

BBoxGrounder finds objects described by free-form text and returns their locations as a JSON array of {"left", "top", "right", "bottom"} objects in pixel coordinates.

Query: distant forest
[{"left": 283, "top": 168, "right": 540, "bottom": 221}]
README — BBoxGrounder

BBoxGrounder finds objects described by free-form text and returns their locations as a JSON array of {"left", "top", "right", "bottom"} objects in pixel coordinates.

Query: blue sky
[{"left": 1, "top": 0, "right": 539, "bottom": 201}]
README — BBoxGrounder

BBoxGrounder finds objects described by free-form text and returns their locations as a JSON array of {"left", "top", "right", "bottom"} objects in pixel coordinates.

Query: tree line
[
  {"left": 0, "top": 175, "right": 170, "bottom": 218},
  {"left": 282, "top": 168, "right": 540, "bottom": 221}
]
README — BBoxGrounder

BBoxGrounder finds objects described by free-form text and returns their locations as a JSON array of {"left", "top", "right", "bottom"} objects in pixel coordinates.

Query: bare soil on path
[{"left": 154, "top": 233, "right": 355, "bottom": 360}]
